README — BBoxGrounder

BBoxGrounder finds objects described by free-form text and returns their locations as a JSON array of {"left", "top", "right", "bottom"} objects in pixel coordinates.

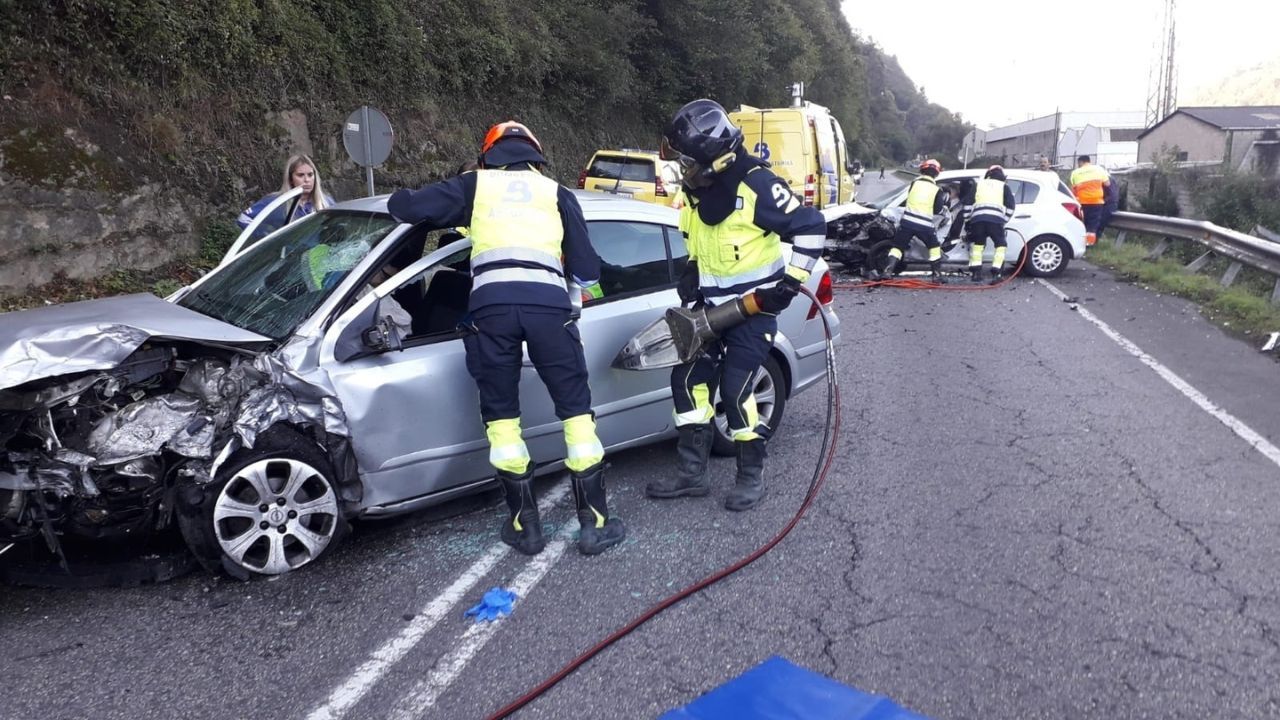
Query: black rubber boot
[
  {"left": 969, "top": 265, "right": 984, "bottom": 283},
  {"left": 989, "top": 266, "right": 1004, "bottom": 284},
  {"left": 572, "top": 463, "right": 627, "bottom": 555},
  {"left": 929, "top": 259, "right": 947, "bottom": 284},
  {"left": 647, "top": 424, "right": 713, "bottom": 499},
  {"left": 725, "top": 439, "right": 768, "bottom": 511},
  {"left": 497, "top": 467, "right": 545, "bottom": 556}
]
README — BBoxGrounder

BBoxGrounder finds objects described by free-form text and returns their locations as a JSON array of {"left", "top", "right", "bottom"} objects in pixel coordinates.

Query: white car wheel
[{"left": 1024, "top": 236, "right": 1069, "bottom": 278}]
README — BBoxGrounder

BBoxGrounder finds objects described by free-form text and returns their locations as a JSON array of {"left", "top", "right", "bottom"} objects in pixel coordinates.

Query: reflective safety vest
[
  {"left": 970, "top": 178, "right": 1012, "bottom": 225},
  {"left": 1070, "top": 164, "right": 1109, "bottom": 205},
  {"left": 902, "top": 176, "right": 941, "bottom": 229},
  {"left": 681, "top": 168, "right": 786, "bottom": 302},
  {"left": 468, "top": 170, "right": 566, "bottom": 298}
]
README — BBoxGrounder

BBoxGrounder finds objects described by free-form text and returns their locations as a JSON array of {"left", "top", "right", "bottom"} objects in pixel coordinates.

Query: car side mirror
[
  {"left": 335, "top": 296, "right": 403, "bottom": 362},
  {"left": 361, "top": 299, "right": 404, "bottom": 353}
]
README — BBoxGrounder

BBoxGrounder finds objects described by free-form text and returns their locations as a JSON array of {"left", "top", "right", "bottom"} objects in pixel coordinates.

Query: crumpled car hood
[
  {"left": 820, "top": 201, "right": 880, "bottom": 222},
  {"left": 0, "top": 293, "right": 270, "bottom": 391}
]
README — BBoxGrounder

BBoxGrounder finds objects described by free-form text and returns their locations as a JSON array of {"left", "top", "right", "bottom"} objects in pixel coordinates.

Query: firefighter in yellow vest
[
  {"left": 960, "top": 165, "right": 1017, "bottom": 283},
  {"left": 646, "top": 99, "right": 827, "bottom": 511},
  {"left": 387, "top": 122, "right": 625, "bottom": 556},
  {"left": 878, "top": 159, "right": 949, "bottom": 282}
]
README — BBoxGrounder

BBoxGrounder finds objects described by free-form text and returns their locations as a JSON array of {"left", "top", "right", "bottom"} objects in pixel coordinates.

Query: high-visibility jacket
[
  {"left": 901, "top": 176, "right": 946, "bottom": 230},
  {"left": 962, "top": 178, "right": 1016, "bottom": 226},
  {"left": 681, "top": 166, "right": 826, "bottom": 304},
  {"left": 1070, "top": 164, "right": 1110, "bottom": 205},
  {"left": 469, "top": 170, "right": 567, "bottom": 302},
  {"left": 386, "top": 166, "right": 600, "bottom": 311}
]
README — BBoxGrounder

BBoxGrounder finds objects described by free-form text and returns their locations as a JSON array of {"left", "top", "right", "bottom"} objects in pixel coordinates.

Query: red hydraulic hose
[
  {"left": 484, "top": 286, "right": 843, "bottom": 719},
  {"left": 832, "top": 242, "right": 1029, "bottom": 291}
]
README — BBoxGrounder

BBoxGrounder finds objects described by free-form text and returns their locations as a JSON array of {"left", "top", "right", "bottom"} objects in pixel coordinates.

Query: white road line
[
  {"left": 388, "top": 518, "right": 578, "bottom": 720},
  {"left": 1040, "top": 278, "right": 1280, "bottom": 469},
  {"left": 305, "top": 481, "right": 572, "bottom": 720}
]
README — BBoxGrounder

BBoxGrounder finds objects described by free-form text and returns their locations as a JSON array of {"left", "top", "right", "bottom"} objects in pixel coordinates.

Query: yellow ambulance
[{"left": 729, "top": 102, "right": 858, "bottom": 209}]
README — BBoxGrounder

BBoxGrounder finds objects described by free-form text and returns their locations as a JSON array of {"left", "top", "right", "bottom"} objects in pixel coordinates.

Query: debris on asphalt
[
  {"left": 1062, "top": 296, "right": 1080, "bottom": 303},
  {"left": 1263, "top": 332, "right": 1279, "bottom": 353},
  {"left": 465, "top": 587, "right": 518, "bottom": 623}
]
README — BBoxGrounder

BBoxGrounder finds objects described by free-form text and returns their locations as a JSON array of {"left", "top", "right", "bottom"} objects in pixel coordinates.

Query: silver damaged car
[{"left": 0, "top": 190, "right": 840, "bottom": 579}]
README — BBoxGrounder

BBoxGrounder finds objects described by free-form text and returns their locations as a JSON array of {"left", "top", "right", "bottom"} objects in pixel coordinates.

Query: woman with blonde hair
[{"left": 236, "top": 154, "right": 336, "bottom": 228}]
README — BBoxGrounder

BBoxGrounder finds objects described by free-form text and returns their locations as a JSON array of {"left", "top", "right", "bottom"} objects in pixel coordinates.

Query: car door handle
[{"left": 1014, "top": 214, "right": 1031, "bottom": 219}]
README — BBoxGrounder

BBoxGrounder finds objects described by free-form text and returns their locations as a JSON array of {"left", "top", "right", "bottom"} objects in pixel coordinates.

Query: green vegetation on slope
[{"left": 0, "top": 0, "right": 970, "bottom": 197}]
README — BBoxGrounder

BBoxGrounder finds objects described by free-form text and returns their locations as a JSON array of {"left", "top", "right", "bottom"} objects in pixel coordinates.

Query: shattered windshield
[{"left": 179, "top": 211, "right": 399, "bottom": 340}]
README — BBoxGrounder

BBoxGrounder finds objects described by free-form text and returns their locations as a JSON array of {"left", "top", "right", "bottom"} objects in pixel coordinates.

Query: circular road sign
[{"left": 343, "top": 106, "right": 394, "bottom": 168}]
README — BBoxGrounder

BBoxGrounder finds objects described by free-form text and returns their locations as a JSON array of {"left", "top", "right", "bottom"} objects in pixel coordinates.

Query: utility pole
[{"left": 1145, "top": 0, "right": 1178, "bottom": 128}]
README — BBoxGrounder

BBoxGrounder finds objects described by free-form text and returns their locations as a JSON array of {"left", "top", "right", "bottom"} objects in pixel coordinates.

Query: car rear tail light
[
  {"left": 803, "top": 174, "right": 816, "bottom": 207},
  {"left": 655, "top": 176, "right": 668, "bottom": 197},
  {"left": 1062, "top": 201, "right": 1083, "bottom": 222},
  {"left": 808, "top": 270, "right": 833, "bottom": 320},
  {"left": 577, "top": 169, "right": 587, "bottom": 189}
]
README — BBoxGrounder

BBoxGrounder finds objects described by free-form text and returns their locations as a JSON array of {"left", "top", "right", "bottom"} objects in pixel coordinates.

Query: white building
[{"left": 983, "top": 111, "right": 1146, "bottom": 169}]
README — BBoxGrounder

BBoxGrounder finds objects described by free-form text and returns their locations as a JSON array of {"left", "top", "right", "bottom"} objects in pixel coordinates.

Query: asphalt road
[{"left": 4, "top": 198, "right": 1280, "bottom": 718}]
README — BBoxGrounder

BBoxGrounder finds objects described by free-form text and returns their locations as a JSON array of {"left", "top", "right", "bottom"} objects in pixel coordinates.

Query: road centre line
[
  {"left": 389, "top": 520, "right": 577, "bottom": 719},
  {"left": 305, "top": 481, "right": 572, "bottom": 720},
  {"left": 1039, "top": 278, "right": 1280, "bottom": 470}
]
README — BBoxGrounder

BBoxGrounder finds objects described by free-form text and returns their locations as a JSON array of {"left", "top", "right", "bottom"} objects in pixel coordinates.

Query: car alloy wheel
[
  {"left": 212, "top": 458, "right": 339, "bottom": 576},
  {"left": 711, "top": 356, "right": 788, "bottom": 456},
  {"left": 1027, "top": 237, "right": 1067, "bottom": 277}
]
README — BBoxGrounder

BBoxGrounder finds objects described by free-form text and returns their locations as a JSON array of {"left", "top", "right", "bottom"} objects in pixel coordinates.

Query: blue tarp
[{"left": 659, "top": 656, "right": 931, "bottom": 720}]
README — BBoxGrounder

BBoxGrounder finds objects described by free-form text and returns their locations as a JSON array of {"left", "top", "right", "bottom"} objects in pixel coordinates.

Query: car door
[
  {"left": 222, "top": 186, "right": 305, "bottom": 264},
  {"left": 319, "top": 241, "right": 560, "bottom": 510},
  {"left": 577, "top": 219, "right": 683, "bottom": 449},
  {"left": 1002, "top": 178, "right": 1039, "bottom": 260}
]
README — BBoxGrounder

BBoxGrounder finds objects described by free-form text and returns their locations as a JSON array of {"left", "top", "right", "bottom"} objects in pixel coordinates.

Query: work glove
[
  {"left": 756, "top": 275, "right": 802, "bottom": 314},
  {"left": 677, "top": 261, "right": 701, "bottom": 305}
]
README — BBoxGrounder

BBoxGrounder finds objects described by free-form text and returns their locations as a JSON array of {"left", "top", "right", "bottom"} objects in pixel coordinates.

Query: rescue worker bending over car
[
  {"left": 645, "top": 99, "right": 826, "bottom": 511},
  {"left": 878, "top": 158, "right": 948, "bottom": 283},
  {"left": 387, "top": 122, "right": 625, "bottom": 557},
  {"left": 960, "top": 165, "right": 1017, "bottom": 283}
]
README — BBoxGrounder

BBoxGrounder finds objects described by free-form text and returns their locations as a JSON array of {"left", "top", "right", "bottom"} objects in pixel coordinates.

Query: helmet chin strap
[{"left": 683, "top": 151, "right": 737, "bottom": 190}]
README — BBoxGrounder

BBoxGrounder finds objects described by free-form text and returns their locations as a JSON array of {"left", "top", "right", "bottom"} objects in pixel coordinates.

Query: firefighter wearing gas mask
[
  {"left": 645, "top": 99, "right": 826, "bottom": 511},
  {"left": 387, "top": 122, "right": 625, "bottom": 557}
]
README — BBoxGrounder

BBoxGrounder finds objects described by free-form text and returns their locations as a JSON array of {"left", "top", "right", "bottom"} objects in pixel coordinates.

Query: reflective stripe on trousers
[
  {"left": 563, "top": 413, "right": 604, "bottom": 473},
  {"left": 486, "top": 418, "right": 530, "bottom": 474}
]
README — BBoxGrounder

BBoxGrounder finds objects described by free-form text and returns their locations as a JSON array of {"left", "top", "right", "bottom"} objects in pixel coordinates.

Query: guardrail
[{"left": 1107, "top": 211, "right": 1280, "bottom": 306}]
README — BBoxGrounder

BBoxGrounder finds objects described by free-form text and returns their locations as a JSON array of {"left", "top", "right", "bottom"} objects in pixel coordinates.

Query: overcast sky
[{"left": 841, "top": 0, "right": 1280, "bottom": 128}]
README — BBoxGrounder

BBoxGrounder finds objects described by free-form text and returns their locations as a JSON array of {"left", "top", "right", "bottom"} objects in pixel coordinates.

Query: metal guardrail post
[
  {"left": 1185, "top": 251, "right": 1214, "bottom": 272},
  {"left": 1273, "top": 279, "right": 1280, "bottom": 307},
  {"left": 1114, "top": 230, "right": 1127, "bottom": 247},
  {"left": 1146, "top": 238, "right": 1171, "bottom": 260},
  {"left": 1220, "top": 261, "right": 1243, "bottom": 288}
]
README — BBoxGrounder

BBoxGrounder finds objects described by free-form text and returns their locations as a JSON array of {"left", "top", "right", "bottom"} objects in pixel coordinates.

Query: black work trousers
[{"left": 462, "top": 304, "right": 591, "bottom": 423}]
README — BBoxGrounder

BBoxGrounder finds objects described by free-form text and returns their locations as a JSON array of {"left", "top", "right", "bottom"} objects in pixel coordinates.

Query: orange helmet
[
  {"left": 919, "top": 158, "right": 942, "bottom": 174},
  {"left": 481, "top": 121, "right": 543, "bottom": 155}
]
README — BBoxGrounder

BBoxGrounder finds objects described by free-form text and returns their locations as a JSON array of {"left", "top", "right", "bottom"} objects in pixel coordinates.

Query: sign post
[{"left": 342, "top": 106, "right": 394, "bottom": 197}]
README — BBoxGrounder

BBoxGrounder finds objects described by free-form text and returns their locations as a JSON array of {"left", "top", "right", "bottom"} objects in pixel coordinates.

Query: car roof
[
  {"left": 593, "top": 149, "right": 661, "bottom": 160},
  {"left": 573, "top": 190, "right": 679, "bottom": 222},
  {"left": 938, "top": 169, "right": 1061, "bottom": 185},
  {"left": 324, "top": 191, "right": 676, "bottom": 224}
]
